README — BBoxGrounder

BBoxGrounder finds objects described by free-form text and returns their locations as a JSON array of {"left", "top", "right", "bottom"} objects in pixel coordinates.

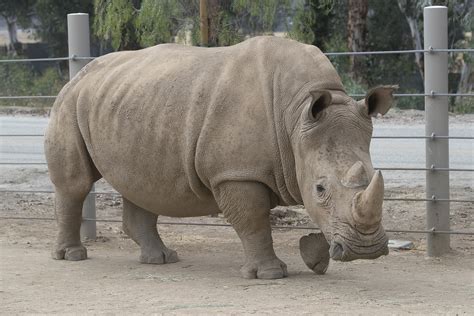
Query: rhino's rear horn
[
  {"left": 342, "top": 161, "right": 369, "bottom": 188},
  {"left": 351, "top": 170, "right": 384, "bottom": 230}
]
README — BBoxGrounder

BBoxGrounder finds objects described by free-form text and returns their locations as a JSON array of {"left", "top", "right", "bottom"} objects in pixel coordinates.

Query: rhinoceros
[{"left": 45, "top": 36, "right": 395, "bottom": 279}]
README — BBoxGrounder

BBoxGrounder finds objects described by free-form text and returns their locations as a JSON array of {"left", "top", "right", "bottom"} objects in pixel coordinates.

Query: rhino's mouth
[{"left": 329, "top": 230, "right": 389, "bottom": 261}]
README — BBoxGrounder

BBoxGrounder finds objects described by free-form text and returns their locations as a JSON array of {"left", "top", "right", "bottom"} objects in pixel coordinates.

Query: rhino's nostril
[{"left": 329, "top": 242, "right": 344, "bottom": 260}]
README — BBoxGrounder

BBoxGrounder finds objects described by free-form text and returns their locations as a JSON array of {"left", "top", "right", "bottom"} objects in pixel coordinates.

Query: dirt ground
[
  {"left": 1, "top": 108, "right": 473, "bottom": 314},
  {"left": 1, "top": 173, "right": 473, "bottom": 314}
]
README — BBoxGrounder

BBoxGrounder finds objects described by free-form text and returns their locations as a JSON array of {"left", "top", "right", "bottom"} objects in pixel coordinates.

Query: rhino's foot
[
  {"left": 299, "top": 232, "right": 330, "bottom": 275},
  {"left": 139, "top": 246, "right": 179, "bottom": 264},
  {"left": 52, "top": 245, "right": 87, "bottom": 261},
  {"left": 241, "top": 258, "right": 288, "bottom": 279}
]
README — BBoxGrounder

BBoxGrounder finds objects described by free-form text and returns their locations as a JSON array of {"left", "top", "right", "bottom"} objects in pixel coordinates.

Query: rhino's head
[{"left": 292, "top": 86, "right": 396, "bottom": 262}]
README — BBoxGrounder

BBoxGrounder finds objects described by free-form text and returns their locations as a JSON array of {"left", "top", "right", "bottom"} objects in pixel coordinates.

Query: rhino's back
[{"left": 60, "top": 37, "right": 343, "bottom": 214}]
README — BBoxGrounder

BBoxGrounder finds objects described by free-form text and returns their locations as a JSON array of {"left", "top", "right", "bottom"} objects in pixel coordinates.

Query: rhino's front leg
[
  {"left": 215, "top": 181, "right": 288, "bottom": 279},
  {"left": 122, "top": 198, "right": 178, "bottom": 264}
]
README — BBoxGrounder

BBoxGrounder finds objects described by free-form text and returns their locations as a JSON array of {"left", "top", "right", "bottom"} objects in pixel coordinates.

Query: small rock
[{"left": 388, "top": 239, "right": 414, "bottom": 250}]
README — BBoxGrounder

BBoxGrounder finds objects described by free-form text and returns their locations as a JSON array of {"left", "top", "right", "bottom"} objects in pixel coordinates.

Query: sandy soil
[
  {"left": 1, "top": 174, "right": 473, "bottom": 314},
  {"left": 1, "top": 108, "right": 473, "bottom": 314},
  {"left": 1, "top": 221, "right": 473, "bottom": 315}
]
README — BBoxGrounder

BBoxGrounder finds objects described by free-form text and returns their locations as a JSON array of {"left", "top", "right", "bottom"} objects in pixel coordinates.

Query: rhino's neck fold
[
  {"left": 275, "top": 81, "right": 346, "bottom": 206},
  {"left": 268, "top": 69, "right": 302, "bottom": 205},
  {"left": 255, "top": 39, "right": 346, "bottom": 206},
  {"left": 272, "top": 81, "right": 326, "bottom": 205}
]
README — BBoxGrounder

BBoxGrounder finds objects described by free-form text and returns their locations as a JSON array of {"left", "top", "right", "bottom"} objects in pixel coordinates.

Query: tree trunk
[
  {"left": 405, "top": 16, "right": 423, "bottom": 79},
  {"left": 207, "top": 0, "right": 220, "bottom": 46},
  {"left": 200, "top": 0, "right": 209, "bottom": 46},
  {"left": 347, "top": 0, "right": 368, "bottom": 82},
  {"left": 397, "top": 0, "right": 424, "bottom": 80},
  {"left": 456, "top": 59, "right": 472, "bottom": 105},
  {"left": 5, "top": 16, "right": 19, "bottom": 56}
]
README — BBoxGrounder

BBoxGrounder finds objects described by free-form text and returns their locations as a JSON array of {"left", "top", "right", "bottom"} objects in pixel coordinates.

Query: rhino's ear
[
  {"left": 359, "top": 85, "right": 398, "bottom": 117},
  {"left": 308, "top": 90, "right": 332, "bottom": 121}
]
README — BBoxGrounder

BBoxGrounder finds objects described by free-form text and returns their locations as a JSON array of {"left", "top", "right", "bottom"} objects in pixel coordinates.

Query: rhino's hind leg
[
  {"left": 215, "top": 181, "right": 288, "bottom": 279},
  {"left": 50, "top": 176, "right": 98, "bottom": 260},
  {"left": 52, "top": 190, "right": 90, "bottom": 261},
  {"left": 122, "top": 198, "right": 178, "bottom": 264},
  {"left": 46, "top": 110, "right": 101, "bottom": 261}
]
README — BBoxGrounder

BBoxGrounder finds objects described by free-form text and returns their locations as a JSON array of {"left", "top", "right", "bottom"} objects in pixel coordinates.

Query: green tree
[
  {"left": 93, "top": 0, "right": 291, "bottom": 50},
  {"left": 136, "top": 0, "right": 182, "bottom": 47},
  {"left": 93, "top": 0, "right": 140, "bottom": 50},
  {"left": 288, "top": 1, "right": 316, "bottom": 44}
]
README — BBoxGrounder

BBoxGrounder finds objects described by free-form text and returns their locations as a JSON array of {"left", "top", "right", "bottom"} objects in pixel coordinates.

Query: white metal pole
[
  {"left": 67, "top": 13, "right": 96, "bottom": 240},
  {"left": 424, "top": 6, "right": 450, "bottom": 256}
]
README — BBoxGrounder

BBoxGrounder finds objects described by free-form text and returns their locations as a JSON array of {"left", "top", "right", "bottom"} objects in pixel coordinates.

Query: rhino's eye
[{"left": 316, "top": 184, "right": 326, "bottom": 193}]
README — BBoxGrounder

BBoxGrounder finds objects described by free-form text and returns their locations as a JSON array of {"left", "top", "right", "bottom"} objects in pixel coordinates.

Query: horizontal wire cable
[
  {"left": 324, "top": 48, "right": 474, "bottom": 56},
  {"left": 0, "top": 48, "right": 471, "bottom": 64},
  {"left": 349, "top": 93, "right": 474, "bottom": 97},
  {"left": 0, "top": 56, "right": 95, "bottom": 63},
  {"left": 0, "top": 134, "right": 45, "bottom": 137},
  {"left": 0, "top": 95, "right": 56, "bottom": 99},
  {"left": 0, "top": 189, "right": 472, "bottom": 203},
  {"left": 0, "top": 215, "right": 472, "bottom": 235},
  {"left": 377, "top": 167, "right": 474, "bottom": 172},
  {"left": 1, "top": 134, "right": 472, "bottom": 140},
  {"left": 6, "top": 163, "right": 474, "bottom": 172},
  {"left": 1, "top": 93, "right": 473, "bottom": 99},
  {"left": 1, "top": 163, "right": 473, "bottom": 173},
  {"left": 0, "top": 162, "right": 47, "bottom": 165},
  {"left": 383, "top": 198, "right": 473, "bottom": 203},
  {"left": 371, "top": 136, "right": 474, "bottom": 139},
  {"left": 0, "top": 57, "right": 71, "bottom": 62},
  {"left": 0, "top": 189, "right": 119, "bottom": 195}
]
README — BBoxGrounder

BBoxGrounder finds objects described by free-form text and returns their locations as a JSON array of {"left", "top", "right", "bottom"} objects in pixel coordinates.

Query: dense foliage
[{"left": 0, "top": 0, "right": 472, "bottom": 112}]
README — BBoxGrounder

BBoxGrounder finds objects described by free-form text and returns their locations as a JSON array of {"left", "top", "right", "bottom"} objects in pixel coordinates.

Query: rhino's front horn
[{"left": 352, "top": 170, "right": 384, "bottom": 231}]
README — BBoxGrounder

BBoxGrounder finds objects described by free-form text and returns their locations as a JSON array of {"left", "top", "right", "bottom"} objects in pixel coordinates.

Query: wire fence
[
  {"left": 1, "top": 189, "right": 473, "bottom": 204},
  {"left": 1, "top": 22, "right": 473, "bottom": 246},
  {"left": 2, "top": 161, "right": 473, "bottom": 175},
  {"left": 0, "top": 215, "right": 473, "bottom": 236},
  {"left": 2, "top": 134, "right": 473, "bottom": 139},
  {"left": 1, "top": 48, "right": 473, "bottom": 100},
  {"left": 0, "top": 48, "right": 472, "bottom": 63},
  {"left": 2, "top": 93, "right": 474, "bottom": 99}
]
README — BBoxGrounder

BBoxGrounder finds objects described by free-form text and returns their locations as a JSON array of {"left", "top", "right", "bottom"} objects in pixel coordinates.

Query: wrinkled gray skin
[{"left": 45, "top": 36, "right": 395, "bottom": 279}]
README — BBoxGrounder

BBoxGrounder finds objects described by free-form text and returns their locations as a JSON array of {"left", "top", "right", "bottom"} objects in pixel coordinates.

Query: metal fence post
[
  {"left": 424, "top": 6, "right": 450, "bottom": 256},
  {"left": 67, "top": 13, "right": 96, "bottom": 240}
]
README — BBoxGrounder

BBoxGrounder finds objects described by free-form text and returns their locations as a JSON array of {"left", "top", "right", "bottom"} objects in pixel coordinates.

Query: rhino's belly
[
  {"left": 97, "top": 161, "right": 220, "bottom": 217},
  {"left": 84, "top": 114, "right": 219, "bottom": 217}
]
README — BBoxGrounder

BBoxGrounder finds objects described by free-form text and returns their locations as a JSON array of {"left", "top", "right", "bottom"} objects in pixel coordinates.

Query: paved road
[
  {"left": 0, "top": 116, "right": 48, "bottom": 164},
  {"left": 1, "top": 115, "right": 472, "bottom": 187}
]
